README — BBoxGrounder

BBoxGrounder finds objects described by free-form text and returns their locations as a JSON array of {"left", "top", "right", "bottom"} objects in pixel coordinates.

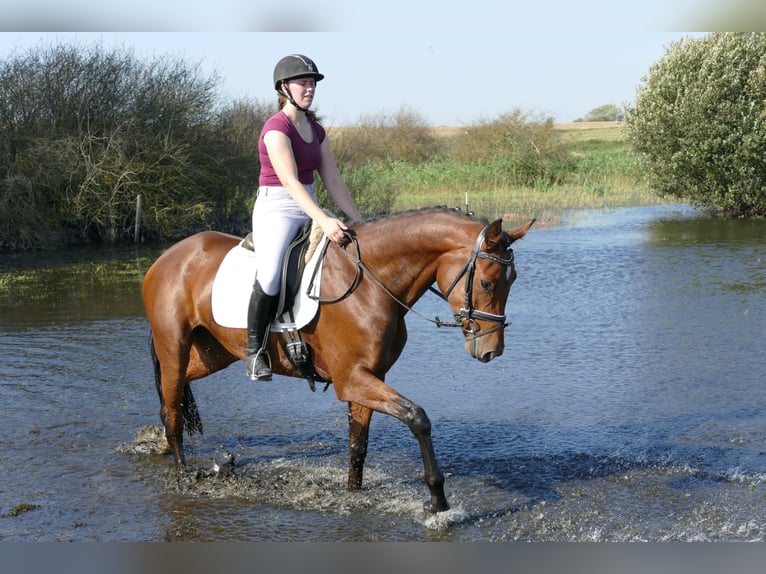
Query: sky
[{"left": 0, "top": 1, "right": 758, "bottom": 127}]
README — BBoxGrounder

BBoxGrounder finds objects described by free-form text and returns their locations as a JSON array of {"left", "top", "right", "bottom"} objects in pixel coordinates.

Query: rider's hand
[{"left": 320, "top": 216, "right": 348, "bottom": 244}]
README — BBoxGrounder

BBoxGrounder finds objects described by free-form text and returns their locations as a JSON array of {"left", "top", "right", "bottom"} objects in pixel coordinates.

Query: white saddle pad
[{"left": 211, "top": 236, "right": 328, "bottom": 331}]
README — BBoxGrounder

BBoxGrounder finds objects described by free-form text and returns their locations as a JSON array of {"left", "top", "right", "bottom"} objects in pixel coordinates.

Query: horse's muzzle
[{"left": 465, "top": 338, "right": 504, "bottom": 363}]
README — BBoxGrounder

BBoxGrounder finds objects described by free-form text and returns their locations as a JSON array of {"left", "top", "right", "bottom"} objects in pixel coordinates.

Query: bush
[
  {"left": 202, "top": 99, "right": 274, "bottom": 232},
  {"left": 624, "top": 32, "right": 766, "bottom": 217},
  {"left": 319, "top": 107, "right": 440, "bottom": 217},
  {"left": 0, "top": 41, "right": 271, "bottom": 248},
  {"left": 451, "top": 109, "right": 568, "bottom": 187},
  {"left": 329, "top": 106, "right": 440, "bottom": 169}
]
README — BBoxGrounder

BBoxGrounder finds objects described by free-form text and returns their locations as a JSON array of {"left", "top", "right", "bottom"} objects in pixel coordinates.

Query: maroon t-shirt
[{"left": 258, "top": 112, "right": 326, "bottom": 186}]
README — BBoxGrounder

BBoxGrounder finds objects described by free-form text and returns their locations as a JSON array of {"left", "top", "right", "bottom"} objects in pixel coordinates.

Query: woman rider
[{"left": 246, "top": 54, "right": 362, "bottom": 381}]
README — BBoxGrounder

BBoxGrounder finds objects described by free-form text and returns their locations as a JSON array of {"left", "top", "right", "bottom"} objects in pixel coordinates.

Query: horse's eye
[{"left": 480, "top": 279, "right": 493, "bottom": 292}]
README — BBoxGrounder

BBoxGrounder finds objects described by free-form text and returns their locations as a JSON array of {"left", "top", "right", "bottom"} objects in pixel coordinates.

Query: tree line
[
  {"left": 0, "top": 42, "right": 270, "bottom": 249},
  {"left": 2, "top": 34, "right": 765, "bottom": 250},
  {"left": 0, "top": 42, "right": 569, "bottom": 250}
]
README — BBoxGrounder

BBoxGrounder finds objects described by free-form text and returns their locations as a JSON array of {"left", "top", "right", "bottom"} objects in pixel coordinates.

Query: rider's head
[{"left": 273, "top": 54, "right": 324, "bottom": 112}]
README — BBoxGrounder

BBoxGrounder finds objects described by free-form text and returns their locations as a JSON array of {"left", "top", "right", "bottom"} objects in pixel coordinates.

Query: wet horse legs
[
  {"left": 344, "top": 386, "right": 449, "bottom": 513},
  {"left": 405, "top": 403, "right": 448, "bottom": 513},
  {"left": 347, "top": 403, "right": 372, "bottom": 489},
  {"left": 160, "top": 387, "right": 187, "bottom": 466}
]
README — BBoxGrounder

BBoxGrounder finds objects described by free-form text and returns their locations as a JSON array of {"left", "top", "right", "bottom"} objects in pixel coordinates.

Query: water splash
[
  {"left": 422, "top": 507, "right": 469, "bottom": 530},
  {"left": 117, "top": 424, "right": 169, "bottom": 455}
]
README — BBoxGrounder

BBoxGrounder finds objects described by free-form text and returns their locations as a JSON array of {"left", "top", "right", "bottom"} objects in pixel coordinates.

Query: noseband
[{"left": 430, "top": 225, "right": 515, "bottom": 339}]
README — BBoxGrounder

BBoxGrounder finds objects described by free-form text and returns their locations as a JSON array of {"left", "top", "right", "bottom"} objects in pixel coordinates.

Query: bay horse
[{"left": 142, "top": 207, "right": 534, "bottom": 513}]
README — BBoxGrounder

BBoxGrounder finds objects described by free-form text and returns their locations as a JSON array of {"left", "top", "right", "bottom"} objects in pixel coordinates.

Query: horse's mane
[{"left": 355, "top": 206, "right": 489, "bottom": 228}]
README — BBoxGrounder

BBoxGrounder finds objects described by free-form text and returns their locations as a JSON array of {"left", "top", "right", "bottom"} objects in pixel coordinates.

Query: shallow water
[{"left": 1, "top": 204, "right": 765, "bottom": 541}]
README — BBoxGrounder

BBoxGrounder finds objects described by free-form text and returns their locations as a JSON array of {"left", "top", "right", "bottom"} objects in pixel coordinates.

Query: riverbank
[{"left": 390, "top": 121, "right": 660, "bottom": 227}]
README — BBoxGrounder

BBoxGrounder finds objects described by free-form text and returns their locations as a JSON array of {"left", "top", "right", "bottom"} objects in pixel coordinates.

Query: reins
[
  {"left": 306, "top": 237, "right": 360, "bottom": 304},
  {"left": 313, "top": 226, "right": 514, "bottom": 339}
]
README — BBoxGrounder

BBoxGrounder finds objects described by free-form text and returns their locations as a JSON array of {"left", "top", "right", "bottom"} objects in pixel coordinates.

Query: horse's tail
[
  {"left": 149, "top": 329, "right": 203, "bottom": 437},
  {"left": 149, "top": 330, "right": 164, "bottom": 406},
  {"left": 181, "top": 384, "right": 204, "bottom": 437}
]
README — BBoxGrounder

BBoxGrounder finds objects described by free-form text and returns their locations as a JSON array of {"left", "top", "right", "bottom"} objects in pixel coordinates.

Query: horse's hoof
[{"left": 423, "top": 499, "right": 450, "bottom": 514}]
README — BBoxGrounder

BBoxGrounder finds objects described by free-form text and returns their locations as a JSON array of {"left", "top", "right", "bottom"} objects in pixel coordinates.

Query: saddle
[{"left": 240, "top": 220, "right": 330, "bottom": 391}]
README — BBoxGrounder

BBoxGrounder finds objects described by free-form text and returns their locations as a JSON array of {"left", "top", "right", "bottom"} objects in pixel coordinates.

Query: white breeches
[{"left": 251, "top": 185, "right": 313, "bottom": 296}]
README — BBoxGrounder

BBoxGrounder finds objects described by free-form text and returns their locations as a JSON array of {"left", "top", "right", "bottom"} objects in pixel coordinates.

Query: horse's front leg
[
  {"left": 347, "top": 402, "right": 372, "bottom": 490},
  {"left": 337, "top": 374, "right": 449, "bottom": 513},
  {"left": 404, "top": 402, "right": 448, "bottom": 513}
]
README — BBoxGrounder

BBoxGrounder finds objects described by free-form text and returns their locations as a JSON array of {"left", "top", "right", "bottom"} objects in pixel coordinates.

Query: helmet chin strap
[{"left": 279, "top": 83, "right": 309, "bottom": 113}]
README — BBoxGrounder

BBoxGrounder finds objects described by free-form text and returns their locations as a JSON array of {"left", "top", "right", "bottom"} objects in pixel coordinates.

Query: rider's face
[{"left": 285, "top": 77, "right": 316, "bottom": 108}]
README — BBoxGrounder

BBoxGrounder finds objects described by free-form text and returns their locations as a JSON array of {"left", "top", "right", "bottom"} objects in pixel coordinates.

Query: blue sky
[{"left": 0, "top": 1, "right": 749, "bottom": 126}]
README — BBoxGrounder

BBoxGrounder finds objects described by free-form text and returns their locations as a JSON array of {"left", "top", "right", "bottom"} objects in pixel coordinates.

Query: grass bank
[{"left": 388, "top": 122, "right": 662, "bottom": 226}]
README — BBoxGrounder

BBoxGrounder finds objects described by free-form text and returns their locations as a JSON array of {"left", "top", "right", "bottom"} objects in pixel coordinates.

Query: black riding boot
[{"left": 245, "top": 280, "right": 278, "bottom": 381}]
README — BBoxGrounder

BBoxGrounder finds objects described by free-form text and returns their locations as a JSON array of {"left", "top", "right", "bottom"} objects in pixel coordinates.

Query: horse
[{"left": 142, "top": 207, "right": 534, "bottom": 513}]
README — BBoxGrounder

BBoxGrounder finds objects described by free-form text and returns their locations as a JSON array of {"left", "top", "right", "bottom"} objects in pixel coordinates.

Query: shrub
[
  {"left": 202, "top": 98, "right": 274, "bottom": 232},
  {"left": 624, "top": 32, "right": 766, "bottom": 217},
  {"left": 0, "top": 42, "right": 226, "bottom": 245},
  {"left": 328, "top": 106, "right": 440, "bottom": 169},
  {"left": 450, "top": 109, "right": 568, "bottom": 186},
  {"left": 318, "top": 107, "right": 440, "bottom": 217},
  {"left": 0, "top": 42, "right": 276, "bottom": 247}
]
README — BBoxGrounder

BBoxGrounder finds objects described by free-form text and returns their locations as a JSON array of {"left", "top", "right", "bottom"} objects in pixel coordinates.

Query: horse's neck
[{"left": 361, "top": 220, "right": 462, "bottom": 303}]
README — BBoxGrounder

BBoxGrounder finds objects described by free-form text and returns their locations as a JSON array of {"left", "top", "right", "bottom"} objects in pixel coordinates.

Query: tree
[
  {"left": 0, "top": 42, "right": 229, "bottom": 246},
  {"left": 624, "top": 33, "right": 766, "bottom": 217},
  {"left": 580, "top": 104, "right": 623, "bottom": 122},
  {"left": 0, "top": 42, "right": 274, "bottom": 247}
]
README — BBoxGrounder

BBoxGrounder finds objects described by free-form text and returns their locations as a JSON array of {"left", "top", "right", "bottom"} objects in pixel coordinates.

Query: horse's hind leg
[
  {"left": 347, "top": 403, "right": 373, "bottom": 490},
  {"left": 151, "top": 336, "right": 189, "bottom": 466},
  {"left": 160, "top": 379, "right": 187, "bottom": 466}
]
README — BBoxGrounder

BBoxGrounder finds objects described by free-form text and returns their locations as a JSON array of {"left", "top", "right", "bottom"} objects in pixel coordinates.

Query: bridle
[
  {"left": 428, "top": 225, "right": 515, "bottom": 339},
  {"left": 321, "top": 225, "right": 515, "bottom": 341}
]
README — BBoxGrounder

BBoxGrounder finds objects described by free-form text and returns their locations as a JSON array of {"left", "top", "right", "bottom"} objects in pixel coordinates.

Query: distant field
[
  {"left": 426, "top": 121, "right": 623, "bottom": 138},
  {"left": 553, "top": 121, "right": 622, "bottom": 130},
  {"left": 402, "top": 121, "right": 654, "bottom": 224},
  {"left": 331, "top": 122, "right": 625, "bottom": 147}
]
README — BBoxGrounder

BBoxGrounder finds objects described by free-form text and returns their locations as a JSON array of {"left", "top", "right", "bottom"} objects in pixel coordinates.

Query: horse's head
[{"left": 438, "top": 218, "right": 534, "bottom": 363}]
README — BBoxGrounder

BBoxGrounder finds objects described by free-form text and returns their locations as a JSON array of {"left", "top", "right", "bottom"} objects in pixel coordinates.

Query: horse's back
[
  {"left": 143, "top": 231, "right": 241, "bottom": 323},
  {"left": 146, "top": 231, "right": 239, "bottom": 279}
]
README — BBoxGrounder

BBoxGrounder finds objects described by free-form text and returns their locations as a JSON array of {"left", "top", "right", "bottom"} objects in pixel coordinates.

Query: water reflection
[
  {"left": 647, "top": 215, "right": 766, "bottom": 246},
  {"left": 0, "top": 245, "right": 165, "bottom": 328}
]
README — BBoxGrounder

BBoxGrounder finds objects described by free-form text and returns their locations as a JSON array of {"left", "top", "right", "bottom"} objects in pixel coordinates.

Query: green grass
[{"left": 388, "top": 124, "right": 666, "bottom": 224}]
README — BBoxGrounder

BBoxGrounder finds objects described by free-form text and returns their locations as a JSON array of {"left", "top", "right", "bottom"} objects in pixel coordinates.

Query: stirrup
[{"left": 246, "top": 349, "right": 272, "bottom": 381}]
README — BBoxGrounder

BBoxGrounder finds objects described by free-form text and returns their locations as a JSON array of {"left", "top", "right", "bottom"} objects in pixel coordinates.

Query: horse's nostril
[{"left": 480, "top": 352, "right": 496, "bottom": 363}]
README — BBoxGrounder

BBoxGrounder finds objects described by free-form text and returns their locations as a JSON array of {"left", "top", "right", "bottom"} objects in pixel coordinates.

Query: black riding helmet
[{"left": 273, "top": 54, "right": 324, "bottom": 91}]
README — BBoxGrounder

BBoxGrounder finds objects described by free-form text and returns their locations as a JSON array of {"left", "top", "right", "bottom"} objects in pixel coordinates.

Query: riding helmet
[{"left": 273, "top": 54, "right": 324, "bottom": 90}]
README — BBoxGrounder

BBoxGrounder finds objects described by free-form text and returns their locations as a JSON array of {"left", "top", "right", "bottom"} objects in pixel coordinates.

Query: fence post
[{"left": 134, "top": 194, "right": 143, "bottom": 242}]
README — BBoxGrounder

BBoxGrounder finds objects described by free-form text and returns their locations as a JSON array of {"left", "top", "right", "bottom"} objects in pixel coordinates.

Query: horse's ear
[
  {"left": 506, "top": 218, "right": 536, "bottom": 244},
  {"left": 484, "top": 219, "right": 505, "bottom": 249}
]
